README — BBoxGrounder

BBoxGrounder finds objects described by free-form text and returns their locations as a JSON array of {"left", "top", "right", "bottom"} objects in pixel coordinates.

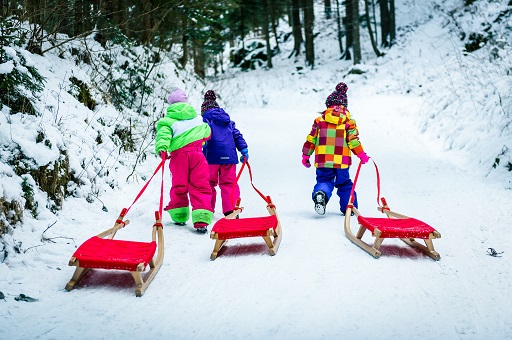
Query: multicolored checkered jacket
[{"left": 302, "top": 105, "right": 365, "bottom": 169}]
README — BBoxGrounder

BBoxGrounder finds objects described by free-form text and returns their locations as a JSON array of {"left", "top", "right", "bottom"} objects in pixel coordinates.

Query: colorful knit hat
[
  {"left": 201, "top": 90, "right": 220, "bottom": 114},
  {"left": 167, "top": 88, "right": 188, "bottom": 104},
  {"left": 325, "top": 82, "right": 348, "bottom": 108}
]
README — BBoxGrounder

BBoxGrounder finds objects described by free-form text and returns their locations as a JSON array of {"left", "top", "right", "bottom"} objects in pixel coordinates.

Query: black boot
[{"left": 313, "top": 191, "right": 327, "bottom": 215}]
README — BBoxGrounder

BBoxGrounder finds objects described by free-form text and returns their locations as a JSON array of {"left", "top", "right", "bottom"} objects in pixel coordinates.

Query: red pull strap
[
  {"left": 124, "top": 157, "right": 166, "bottom": 216},
  {"left": 348, "top": 158, "right": 382, "bottom": 208},
  {"left": 233, "top": 159, "right": 271, "bottom": 205}
]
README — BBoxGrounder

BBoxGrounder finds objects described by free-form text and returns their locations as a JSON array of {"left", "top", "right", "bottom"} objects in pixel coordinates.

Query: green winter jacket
[{"left": 155, "top": 102, "right": 211, "bottom": 155}]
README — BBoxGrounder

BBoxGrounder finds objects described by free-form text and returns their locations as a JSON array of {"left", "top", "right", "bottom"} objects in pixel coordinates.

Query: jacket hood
[
  {"left": 166, "top": 102, "right": 197, "bottom": 120},
  {"left": 202, "top": 107, "right": 230, "bottom": 124},
  {"left": 324, "top": 106, "right": 350, "bottom": 125}
]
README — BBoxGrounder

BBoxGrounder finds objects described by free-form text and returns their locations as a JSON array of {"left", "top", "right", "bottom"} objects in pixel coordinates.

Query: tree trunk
[
  {"left": 270, "top": 0, "right": 280, "bottom": 51},
  {"left": 324, "top": 0, "right": 332, "bottom": 19},
  {"left": 344, "top": 0, "right": 352, "bottom": 60},
  {"left": 117, "top": 0, "right": 128, "bottom": 37},
  {"left": 303, "top": 0, "right": 315, "bottom": 67},
  {"left": 262, "top": 0, "right": 273, "bottom": 68},
  {"left": 179, "top": 18, "right": 188, "bottom": 67},
  {"left": 371, "top": 0, "right": 378, "bottom": 45},
  {"left": 335, "top": 0, "right": 343, "bottom": 56},
  {"left": 290, "top": 0, "right": 303, "bottom": 57},
  {"left": 364, "top": 0, "right": 382, "bottom": 57},
  {"left": 380, "top": 0, "right": 390, "bottom": 47},
  {"left": 389, "top": 0, "right": 396, "bottom": 45},
  {"left": 141, "top": 0, "right": 152, "bottom": 45},
  {"left": 73, "top": 0, "right": 84, "bottom": 37},
  {"left": 193, "top": 43, "right": 205, "bottom": 79},
  {"left": 352, "top": 0, "right": 361, "bottom": 64}
]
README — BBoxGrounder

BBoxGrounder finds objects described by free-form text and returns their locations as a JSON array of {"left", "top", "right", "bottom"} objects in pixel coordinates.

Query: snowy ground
[{"left": 1, "top": 1, "right": 512, "bottom": 339}]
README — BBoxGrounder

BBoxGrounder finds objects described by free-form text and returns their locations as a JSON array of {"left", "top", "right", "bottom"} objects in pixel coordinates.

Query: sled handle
[{"left": 348, "top": 158, "right": 382, "bottom": 208}]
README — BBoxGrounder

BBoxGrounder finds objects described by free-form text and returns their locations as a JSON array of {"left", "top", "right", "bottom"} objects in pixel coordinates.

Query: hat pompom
[
  {"left": 335, "top": 82, "right": 348, "bottom": 94},
  {"left": 204, "top": 90, "right": 217, "bottom": 101}
]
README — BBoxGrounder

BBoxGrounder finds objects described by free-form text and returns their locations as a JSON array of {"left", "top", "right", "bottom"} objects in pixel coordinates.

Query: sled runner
[
  {"left": 344, "top": 160, "right": 441, "bottom": 260},
  {"left": 65, "top": 157, "right": 167, "bottom": 296},
  {"left": 209, "top": 161, "right": 282, "bottom": 260}
]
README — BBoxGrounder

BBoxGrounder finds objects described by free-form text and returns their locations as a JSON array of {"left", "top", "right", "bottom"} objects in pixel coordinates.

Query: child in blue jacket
[{"left": 201, "top": 90, "right": 248, "bottom": 216}]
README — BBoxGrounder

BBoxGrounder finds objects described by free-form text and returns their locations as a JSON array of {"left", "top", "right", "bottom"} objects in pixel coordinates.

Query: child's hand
[
  {"left": 302, "top": 154, "right": 311, "bottom": 168},
  {"left": 159, "top": 151, "right": 170, "bottom": 159},
  {"left": 240, "top": 148, "right": 249, "bottom": 162},
  {"left": 357, "top": 152, "right": 370, "bottom": 164}
]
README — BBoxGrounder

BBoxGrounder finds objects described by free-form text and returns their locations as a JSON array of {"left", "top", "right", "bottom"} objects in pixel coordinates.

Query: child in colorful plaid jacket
[{"left": 301, "top": 82, "right": 370, "bottom": 215}]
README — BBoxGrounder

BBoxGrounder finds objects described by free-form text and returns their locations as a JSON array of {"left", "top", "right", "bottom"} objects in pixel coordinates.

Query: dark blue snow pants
[{"left": 312, "top": 167, "right": 358, "bottom": 212}]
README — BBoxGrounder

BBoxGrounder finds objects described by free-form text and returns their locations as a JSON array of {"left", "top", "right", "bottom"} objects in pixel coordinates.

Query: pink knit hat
[{"left": 167, "top": 88, "right": 188, "bottom": 104}]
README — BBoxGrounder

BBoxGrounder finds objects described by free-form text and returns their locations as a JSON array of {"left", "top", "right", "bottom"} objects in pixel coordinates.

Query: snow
[{"left": 1, "top": 0, "right": 512, "bottom": 339}]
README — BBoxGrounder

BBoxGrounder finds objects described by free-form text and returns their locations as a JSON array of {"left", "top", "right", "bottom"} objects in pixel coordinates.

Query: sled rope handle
[
  {"left": 348, "top": 158, "right": 382, "bottom": 208},
  {"left": 232, "top": 159, "right": 271, "bottom": 205},
  {"left": 121, "top": 156, "right": 166, "bottom": 219}
]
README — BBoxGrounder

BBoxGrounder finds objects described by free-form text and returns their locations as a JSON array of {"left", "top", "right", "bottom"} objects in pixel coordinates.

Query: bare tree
[
  {"left": 289, "top": 0, "right": 303, "bottom": 57},
  {"left": 335, "top": 0, "right": 344, "bottom": 56},
  {"left": 141, "top": 0, "right": 152, "bottom": 45},
  {"left": 303, "top": 0, "right": 315, "bottom": 67},
  {"left": 389, "top": 0, "right": 396, "bottom": 45},
  {"left": 364, "top": 0, "right": 383, "bottom": 57},
  {"left": 262, "top": 0, "right": 273, "bottom": 68},
  {"left": 324, "top": 0, "right": 332, "bottom": 19},
  {"left": 380, "top": 0, "right": 390, "bottom": 47},
  {"left": 351, "top": 0, "right": 361, "bottom": 64},
  {"left": 344, "top": 0, "right": 353, "bottom": 60},
  {"left": 269, "top": 0, "right": 280, "bottom": 51}
]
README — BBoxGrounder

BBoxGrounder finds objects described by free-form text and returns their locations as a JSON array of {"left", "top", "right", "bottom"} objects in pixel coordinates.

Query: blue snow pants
[{"left": 312, "top": 167, "right": 358, "bottom": 212}]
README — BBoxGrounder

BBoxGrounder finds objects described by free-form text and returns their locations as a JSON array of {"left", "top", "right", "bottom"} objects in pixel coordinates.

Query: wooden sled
[
  {"left": 209, "top": 161, "right": 282, "bottom": 260},
  {"left": 65, "top": 210, "right": 164, "bottom": 296},
  {"left": 344, "top": 160, "right": 441, "bottom": 260},
  {"left": 210, "top": 198, "right": 282, "bottom": 260},
  {"left": 65, "top": 158, "right": 167, "bottom": 296}
]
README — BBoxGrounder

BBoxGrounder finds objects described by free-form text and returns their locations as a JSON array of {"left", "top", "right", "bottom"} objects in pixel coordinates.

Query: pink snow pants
[
  {"left": 208, "top": 164, "right": 240, "bottom": 215},
  {"left": 168, "top": 141, "right": 212, "bottom": 213}
]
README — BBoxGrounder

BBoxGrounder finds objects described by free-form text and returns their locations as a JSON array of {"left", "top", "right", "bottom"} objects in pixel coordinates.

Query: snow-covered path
[
  {"left": 2, "top": 67, "right": 511, "bottom": 339},
  {"left": 2, "top": 0, "right": 512, "bottom": 336}
]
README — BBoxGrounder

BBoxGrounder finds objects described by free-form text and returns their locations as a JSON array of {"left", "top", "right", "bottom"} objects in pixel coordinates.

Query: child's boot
[
  {"left": 194, "top": 222, "right": 208, "bottom": 234},
  {"left": 313, "top": 191, "right": 327, "bottom": 215}
]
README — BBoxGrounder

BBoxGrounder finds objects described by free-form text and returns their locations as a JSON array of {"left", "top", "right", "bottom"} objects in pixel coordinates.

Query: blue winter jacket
[{"left": 202, "top": 107, "right": 248, "bottom": 164}]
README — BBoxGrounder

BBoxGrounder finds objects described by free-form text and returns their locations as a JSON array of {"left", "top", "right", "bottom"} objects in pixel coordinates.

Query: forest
[{"left": 1, "top": 0, "right": 397, "bottom": 77}]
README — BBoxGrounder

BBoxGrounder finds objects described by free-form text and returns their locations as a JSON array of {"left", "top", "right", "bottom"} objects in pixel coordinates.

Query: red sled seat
[
  {"left": 209, "top": 206, "right": 282, "bottom": 260},
  {"left": 357, "top": 216, "right": 437, "bottom": 239},
  {"left": 212, "top": 215, "right": 278, "bottom": 239},
  {"left": 72, "top": 236, "right": 157, "bottom": 271}
]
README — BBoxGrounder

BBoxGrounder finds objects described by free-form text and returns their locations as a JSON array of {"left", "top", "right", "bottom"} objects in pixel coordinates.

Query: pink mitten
[
  {"left": 357, "top": 152, "right": 370, "bottom": 164},
  {"left": 302, "top": 154, "right": 311, "bottom": 168}
]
